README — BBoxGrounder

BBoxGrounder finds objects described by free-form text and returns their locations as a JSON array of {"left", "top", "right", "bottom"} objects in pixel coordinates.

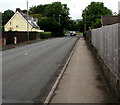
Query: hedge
[{"left": 39, "top": 32, "right": 52, "bottom": 39}]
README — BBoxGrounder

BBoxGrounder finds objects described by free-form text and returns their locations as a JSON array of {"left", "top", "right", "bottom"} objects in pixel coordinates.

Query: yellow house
[{"left": 4, "top": 9, "right": 44, "bottom": 32}]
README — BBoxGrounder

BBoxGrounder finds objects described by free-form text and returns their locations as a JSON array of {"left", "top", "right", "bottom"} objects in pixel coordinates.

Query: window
[
  {"left": 16, "top": 25, "right": 18, "bottom": 28},
  {"left": 10, "top": 22, "right": 11, "bottom": 25}
]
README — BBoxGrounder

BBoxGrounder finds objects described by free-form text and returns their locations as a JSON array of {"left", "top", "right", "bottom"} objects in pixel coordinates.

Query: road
[{"left": 2, "top": 37, "right": 78, "bottom": 103}]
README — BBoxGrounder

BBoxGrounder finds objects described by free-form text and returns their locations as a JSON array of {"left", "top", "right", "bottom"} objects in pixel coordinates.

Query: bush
[
  {"left": 39, "top": 32, "right": 52, "bottom": 39},
  {"left": 52, "top": 32, "right": 64, "bottom": 37}
]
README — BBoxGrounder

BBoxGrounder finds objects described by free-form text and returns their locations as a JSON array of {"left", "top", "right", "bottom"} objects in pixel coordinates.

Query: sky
[{"left": 0, "top": 0, "right": 120, "bottom": 19}]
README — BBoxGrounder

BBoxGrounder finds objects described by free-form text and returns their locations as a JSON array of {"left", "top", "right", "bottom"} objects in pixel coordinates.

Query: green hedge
[
  {"left": 52, "top": 32, "right": 64, "bottom": 37},
  {"left": 39, "top": 32, "right": 52, "bottom": 39}
]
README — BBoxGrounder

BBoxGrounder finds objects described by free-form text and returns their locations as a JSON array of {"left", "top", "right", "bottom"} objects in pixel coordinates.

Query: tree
[
  {"left": 82, "top": 2, "right": 112, "bottom": 31},
  {"left": 29, "top": 4, "right": 48, "bottom": 16},
  {"left": 38, "top": 17, "right": 60, "bottom": 35},
  {"left": 29, "top": 2, "right": 70, "bottom": 36},
  {"left": 44, "top": 2, "right": 70, "bottom": 35},
  {"left": 78, "top": 20, "right": 84, "bottom": 32},
  {"left": 30, "top": 14, "right": 42, "bottom": 19},
  {"left": 2, "top": 10, "right": 14, "bottom": 26},
  {"left": 66, "top": 20, "right": 79, "bottom": 31},
  {"left": 22, "top": 9, "right": 27, "bottom": 13},
  {"left": 0, "top": 12, "right": 2, "bottom": 32}
]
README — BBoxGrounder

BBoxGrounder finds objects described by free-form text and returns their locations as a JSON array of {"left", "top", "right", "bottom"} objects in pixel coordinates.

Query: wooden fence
[{"left": 2, "top": 31, "right": 39, "bottom": 45}]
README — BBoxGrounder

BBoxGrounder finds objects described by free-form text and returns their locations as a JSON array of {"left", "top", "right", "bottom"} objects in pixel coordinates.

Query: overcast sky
[{"left": 0, "top": 0, "right": 120, "bottom": 19}]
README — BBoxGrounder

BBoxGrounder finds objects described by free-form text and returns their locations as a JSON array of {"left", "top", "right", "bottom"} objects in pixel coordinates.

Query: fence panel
[
  {"left": 92, "top": 23, "right": 120, "bottom": 77},
  {"left": 2, "top": 31, "right": 38, "bottom": 45}
]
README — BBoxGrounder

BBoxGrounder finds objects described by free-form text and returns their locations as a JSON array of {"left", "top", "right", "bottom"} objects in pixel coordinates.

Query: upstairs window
[{"left": 16, "top": 25, "right": 18, "bottom": 28}]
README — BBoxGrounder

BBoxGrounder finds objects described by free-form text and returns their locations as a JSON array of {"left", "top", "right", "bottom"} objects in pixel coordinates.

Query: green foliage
[
  {"left": 29, "top": 2, "right": 70, "bottom": 36},
  {"left": 22, "top": 9, "right": 27, "bottom": 13},
  {"left": 45, "top": 2, "right": 69, "bottom": 20},
  {"left": 82, "top": 2, "right": 112, "bottom": 30},
  {"left": 0, "top": 12, "right": 2, "bottom": 20},
  {"left": 67, "top": 20, "right": 78, "bottom": 31},
  {"left": 66, "top": 19, "right": 84, "bottom": 32},
  {"left": 0, "top": 12, "right": 2, "bottom": 32},
  {"left": 92, "top": 18, "right": 101, "bottom": 28},
  {"left": 44, "top": 2, "right": 70, "bottom": 34},
  {"left": 39, "top": 32, "right": 52, "bottom": 39},
  {"left": 2, "top": 10, "right": 14, "bottom": 26},
  {"left": 30, "top": 14, "right": 42, "bottom": 19},
  {"left": 66, "top": 19, "right": 83, "bottom": 32},
  {"left": 38, "top": 17, "right": 60, "bottom": 33},
  {"left": 78, "top": 20, "right": 84, "bottom": 32},
  {"left": 29, "top": 4, "right": 48, "bottom": 16}
]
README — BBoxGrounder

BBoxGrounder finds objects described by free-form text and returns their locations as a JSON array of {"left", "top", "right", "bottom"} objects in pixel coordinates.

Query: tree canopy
[
  {"left": 0, "top": 12, "right": 2, "bottom": 32},
  {"left": 29, "top": 2, "right": 70, "bottom": 36},
  {"left": 66, "top": 19, "right": 81, "bottom": 31},
  {"left": 29, "top": 4, "right": 48, "bottom": 16},
  {"left": 82, "top": 2, "right": 112, "bottom": 31},
  {"left": 2, "top": 10, "right": 14, "bottom": 26}
]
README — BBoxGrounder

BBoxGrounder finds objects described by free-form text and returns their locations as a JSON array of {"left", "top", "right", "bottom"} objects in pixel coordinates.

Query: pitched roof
[
  {"left": 102, "top": 16, "right": 120, "bottom": 26},
  {"left": 20, "top": 12, "right": 40, "bottom": 29}
]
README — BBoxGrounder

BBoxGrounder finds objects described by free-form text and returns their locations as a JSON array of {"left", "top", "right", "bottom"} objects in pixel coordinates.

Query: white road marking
[{"left": 24, "top": 53, "right": 28, "bottom": 55}]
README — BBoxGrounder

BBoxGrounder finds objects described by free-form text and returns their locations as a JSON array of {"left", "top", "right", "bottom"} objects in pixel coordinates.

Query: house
[
  {"left": 101, "top": 1, "right": 120, "bottom": 26},
  {"left": 4, "top": 8, "right": 44, "bottom": 32}
]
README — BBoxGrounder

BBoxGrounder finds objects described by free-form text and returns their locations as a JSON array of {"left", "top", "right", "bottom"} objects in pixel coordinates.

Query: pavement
[
  {"left": 2, "top": 37, "right": 78, "bottom": 103},
  {"left": 50, "top": 38, "right": 115, "bottom": 103}
]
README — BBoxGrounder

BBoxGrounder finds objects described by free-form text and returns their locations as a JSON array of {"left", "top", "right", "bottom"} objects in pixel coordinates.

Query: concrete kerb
[{"left": 44, "top": 37, "right": 79, "bottom": 104}]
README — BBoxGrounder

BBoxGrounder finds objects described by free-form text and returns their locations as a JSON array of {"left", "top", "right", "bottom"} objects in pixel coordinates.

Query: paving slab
[{"left": 51, "top": 38, "right": 115, "bottom": 103}]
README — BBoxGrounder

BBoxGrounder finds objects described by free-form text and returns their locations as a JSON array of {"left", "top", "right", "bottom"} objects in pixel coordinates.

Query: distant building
[
  {"left": 4, "top": 8, "right": 44, "bottom": 32},
  {"left": 101, "top": 1, "right": 120, "bottom": 26},
  {"left": 101, "top": 16, "right": 120, "bottom": 26}
]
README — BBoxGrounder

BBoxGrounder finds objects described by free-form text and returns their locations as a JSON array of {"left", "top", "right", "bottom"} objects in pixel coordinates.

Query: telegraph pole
[
  {"left": 59, "top": 14, "right": 61, "bottom": 34},
  {"left": 27, "top": 0, "right": 29, "bottom": 44},
  {"left": 82, "top": 9, "right": 86, "bottom": 39},
  {"left": 83, "top": 9, "right": 86, "bottom": 34}
]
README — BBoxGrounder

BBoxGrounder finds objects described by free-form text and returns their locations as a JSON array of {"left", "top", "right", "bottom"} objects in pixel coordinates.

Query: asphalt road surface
[{"left": 2, "top": 37, "right": 78, "bottom": 103}]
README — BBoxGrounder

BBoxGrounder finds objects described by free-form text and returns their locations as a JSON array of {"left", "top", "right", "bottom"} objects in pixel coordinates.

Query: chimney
[{"left": 16, "top": 8, "right": 21, "bottom": 12}]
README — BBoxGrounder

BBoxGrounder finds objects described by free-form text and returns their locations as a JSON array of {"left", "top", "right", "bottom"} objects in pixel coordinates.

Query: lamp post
[{"left": 27, "top": 0, "right": 29, "bottom": 44}]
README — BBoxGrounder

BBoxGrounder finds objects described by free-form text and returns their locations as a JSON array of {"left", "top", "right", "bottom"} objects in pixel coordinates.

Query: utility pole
[
  {"left": 83, "top": 9, "right": 86, "bottom": 34},
  {"left": 27, "top": 0, "right": 29, "bottom": 44},
  {"left": 82, "top": 9, "right": 86, "bottom": 39},
  {"left": 59, "top": 14, "right": 61, "bottom": 33}
]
